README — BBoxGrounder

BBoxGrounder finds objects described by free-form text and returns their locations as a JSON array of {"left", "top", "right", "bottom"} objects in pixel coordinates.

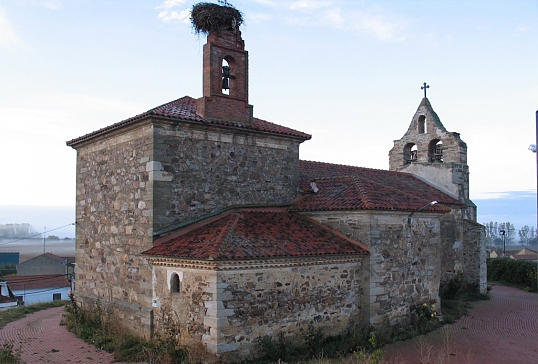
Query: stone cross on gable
[{"left": 421, "top": 82, "right": 430, "bottom": 98}]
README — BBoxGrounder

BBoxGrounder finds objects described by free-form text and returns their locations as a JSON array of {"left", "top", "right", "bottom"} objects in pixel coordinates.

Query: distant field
[{"left": 0, "top": 239, "right": 75, "bottom": 262}]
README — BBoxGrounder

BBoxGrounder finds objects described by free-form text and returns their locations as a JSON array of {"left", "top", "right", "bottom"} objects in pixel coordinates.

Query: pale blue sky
[{"left": 0, "top": 0, "right": 537, "bottom": 236}]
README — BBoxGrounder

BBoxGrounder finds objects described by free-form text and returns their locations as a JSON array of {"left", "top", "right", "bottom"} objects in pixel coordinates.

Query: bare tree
[
  {"left": 519, "top": 226, "right": 536, "bottom": 246},
  {"left": 499, "top": 222, "right": 516, "bottom": 244},
  {"left": 0, "top": 223, "right": 38, "bottom": 239},
  {"left": 519, "top": 226, "right": 531, "bottom": 245},
  {"left": 484, "top": 221, "right": 499, "bottom": 245}
]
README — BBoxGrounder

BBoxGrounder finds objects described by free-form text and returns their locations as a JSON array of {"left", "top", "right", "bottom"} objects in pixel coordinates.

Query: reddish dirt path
[
  {"left": 0, "top": 306, "right": 116, "bottom": 363},
  {"left": 384, "top": 285, "right": 538, "bottom": 364}
]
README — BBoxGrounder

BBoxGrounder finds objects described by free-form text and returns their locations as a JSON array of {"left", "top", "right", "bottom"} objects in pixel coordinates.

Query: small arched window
[
  {"left": 428, "top": 139, "right": 443, "bottom": 162},
  {"left": 170, "top": 273, "right": 180, "bottom": 294},
  {"left": 404, "top": 143, "right": 418, "bottom": 164},
  {"left": 222, "top": 59, "right": 231, "bottom": 95},
  {"left": 418, "top": 115, "right": 426, "bottom": 134}
]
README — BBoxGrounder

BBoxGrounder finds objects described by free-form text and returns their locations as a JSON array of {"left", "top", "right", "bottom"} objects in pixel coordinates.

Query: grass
[
  {"left": 0, "top": 300, "right": 66, "bottom": 330},
  {"left": 440, "top": 290, "right": 489, "bottom": 323},
  {"left": 0, "top": 341, "right": 21, "bottom": 364}
]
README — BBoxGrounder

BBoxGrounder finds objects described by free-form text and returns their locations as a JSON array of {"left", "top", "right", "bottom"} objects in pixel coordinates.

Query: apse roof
[{"left": 143, "top": 209, "right": 368, "bottom": 260}]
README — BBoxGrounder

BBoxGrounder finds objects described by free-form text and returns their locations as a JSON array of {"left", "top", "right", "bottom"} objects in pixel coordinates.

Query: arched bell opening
[
  {"left": 221, "top": 56, "right": 236, "bottom": 96},
  {"left": 404, "top": 143, "right": 418, "bottom": 164},
  {"left": 418, "top": 115, "right": 426, "bottom": 134},
  {"left": 429, "top": 139, "right": 443, "bottom": 162}
]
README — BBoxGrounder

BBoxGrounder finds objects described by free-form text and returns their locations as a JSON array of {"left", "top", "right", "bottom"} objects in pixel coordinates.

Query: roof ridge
[
  {"left": 300, "top": 159, "right": 408, "bottom": 176},
  {"left": 214, "top": 212, "right": 241, "bottom": 259},
  {"left": 350, "top": 175, "right": 375, "bottom": 209}
]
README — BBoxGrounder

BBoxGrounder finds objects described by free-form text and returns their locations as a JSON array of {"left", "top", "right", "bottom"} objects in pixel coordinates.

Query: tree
[
  {"left": 519, "top": 226, "right": 536, "bottom": 246},
  {"left": 0, "top": 223, "right": 38, "bottom": 239},
  {"left": 499, "top": 222, "right": 516, "bottom": 244},
  {"left": 483, "top": 221, "right": 499, "bottom": 245}
]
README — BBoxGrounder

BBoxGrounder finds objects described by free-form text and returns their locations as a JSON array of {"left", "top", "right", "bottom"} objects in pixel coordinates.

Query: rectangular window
[{"left": 52, "top": 293, "right": 61, "bottom": 301}]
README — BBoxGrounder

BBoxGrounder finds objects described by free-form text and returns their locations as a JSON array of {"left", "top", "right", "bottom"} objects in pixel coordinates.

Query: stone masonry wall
[
  {"left": 73, "top": 123, "right": 156, "bottom": 337},
  {"left": 302, "top": 211, "right": 442, "bottom": 325},
  {"left": 439, "top": 210, "right": 464, "bottom": 287},
  {"left": 150, "top": 259, "right": 364, "bottom": 362},
  {"left": 150, "top": 265, "right": 217, "bottom": 347},
  {"left": 152, "top": 122, "right": 302, "bottom": 232},
  {"left": 462, "top": 220, "right": 487, "bottom": 293}
]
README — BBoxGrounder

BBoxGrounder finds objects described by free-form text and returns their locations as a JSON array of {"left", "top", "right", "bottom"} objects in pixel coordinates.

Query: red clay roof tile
[
  {"left": 67, "top": 96, "right": 311, "bottom": 146},
  {"left": 5, "top": 274, "right": 70, "bottom": 291},
  {"left": 143, "top": 210, "right": 368, "bottom": 260},
  {"left": 292, "top": 160, "right": 462, "bottom": 212}
]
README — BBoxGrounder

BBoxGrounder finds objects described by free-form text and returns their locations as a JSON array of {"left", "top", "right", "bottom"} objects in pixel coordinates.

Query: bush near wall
[{"left": 487, "top": 258, "right": 538, "bottom": 292}]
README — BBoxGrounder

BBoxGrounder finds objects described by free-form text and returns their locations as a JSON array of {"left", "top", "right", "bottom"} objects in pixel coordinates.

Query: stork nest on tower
[{"left": 190, "top": 2, "right": 244, "bottom": 35}]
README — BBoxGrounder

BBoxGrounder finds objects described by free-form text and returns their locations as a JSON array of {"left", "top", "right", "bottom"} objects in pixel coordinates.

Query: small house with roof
[
  {"left": 17, "top": 252, "right": 74, "bottom": 280},
  {"left": 4, "top": 274, "right": 71, "bottom": 305},
  {"left": 66, "top": 3, "right": 485, "bottom": 361}
]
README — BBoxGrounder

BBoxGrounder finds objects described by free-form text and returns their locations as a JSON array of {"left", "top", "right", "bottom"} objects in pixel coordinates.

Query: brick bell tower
[{"left": 195, "top": 8, "right": 253, "bottom": 124}]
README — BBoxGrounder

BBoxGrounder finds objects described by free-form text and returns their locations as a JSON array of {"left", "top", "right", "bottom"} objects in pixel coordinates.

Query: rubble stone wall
[
  {"left": 300, "top": 211, "right": 442, "bottom": 325},
  {"left": 72, "top": 122, "right": 156, "bottom": 337},
  {"left": 152, "top": 122, "right": 302, "bottom": 232},
  {"left": 462, "top": 220, "right": 487, "bottom": 293},
  {"left": 150, "top": 259, "right": 364, "bottom": 362}
]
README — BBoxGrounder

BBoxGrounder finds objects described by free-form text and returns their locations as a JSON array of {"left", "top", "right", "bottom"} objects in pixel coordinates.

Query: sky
[{"left": 0, "top": 0, "right": 537, "bottom": 239}]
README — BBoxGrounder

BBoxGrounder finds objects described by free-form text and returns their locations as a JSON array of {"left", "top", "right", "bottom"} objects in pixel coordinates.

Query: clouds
[
  {"left": 42, "top": 1, "right": 62, "bottom": 10},
  {"left": 249, "top": 0, "right": 407, "bottom": 41},
  {"left": 289, "top": 0, "right": 334, "bottom": 10},
  {"left": 0, "top": 8, "right": 23, "bottom": 50},
  {"left": 156, "top": 0, "right": 190, "bottom": 24},
  {"left": 152, "top": 0, "right": 406, "bottom": 41},
  {"left": 349, "top": 11, "right": 407, "bottom": 41}
]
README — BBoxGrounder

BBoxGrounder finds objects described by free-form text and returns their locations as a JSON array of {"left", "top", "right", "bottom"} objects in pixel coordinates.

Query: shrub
[
  {"left": 64, "top": 293, "right": 187, "bottom": 363},
  {"left": 257, "top": 332, "right": 295, "bottom": 362},
  {"left": 487, "top": 258, "right": 537, "bottom": 292},
  {"left": 411, "top": 302, "right": 438, "bottom": 334}
]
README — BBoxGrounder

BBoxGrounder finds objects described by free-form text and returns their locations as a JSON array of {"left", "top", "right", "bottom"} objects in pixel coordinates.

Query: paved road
[
  {"left": 384, "top": 285, "right": 538, "bottom": 364},
  {"left": 0, "top": 306, "right": 116, "bottom": 363},
  {"left": 0, "top": 284, "right": 536, "bottom": 363}
]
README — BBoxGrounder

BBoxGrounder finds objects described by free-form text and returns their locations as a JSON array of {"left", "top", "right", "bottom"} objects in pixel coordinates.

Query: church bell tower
[
  {"left": 195, "top": 4, "right": 253, "bottom": 124},
  {"left": 388, "top": 84, "right": 476, "bottom": 220}
]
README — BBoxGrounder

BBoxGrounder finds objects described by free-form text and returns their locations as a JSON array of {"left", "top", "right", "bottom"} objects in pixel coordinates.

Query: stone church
[{"left": 67, "top": 7, "right": 485, "bottom": 361}]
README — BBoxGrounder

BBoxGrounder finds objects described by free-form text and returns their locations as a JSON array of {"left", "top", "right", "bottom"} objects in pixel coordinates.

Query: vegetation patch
[
  {"left": 439, "top": 273, "right": 489, "bottom": 322},
  {"left": 487, "top": 258, "right": 538, "bottom": 292},
  {"left": 64, "top": 293, "right": 191, "bottom": 363},
  {"left": 0, "top": 341, "right": 21, "bottom": 364}
]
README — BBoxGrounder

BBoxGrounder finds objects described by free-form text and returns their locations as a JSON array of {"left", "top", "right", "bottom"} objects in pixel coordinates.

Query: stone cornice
[{"left": 147, "top": 254, "right": 365, "bottom": 271}]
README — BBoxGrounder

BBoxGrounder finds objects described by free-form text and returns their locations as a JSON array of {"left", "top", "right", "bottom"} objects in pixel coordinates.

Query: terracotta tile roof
[
  {"left": 291, "top": 160, "right": 462, "bottom": 213},
  {"left": 67, "top": 96, "right": 311, "bottom": 146},
  {"left": 143, "top": 210, "right": 368, "bottom": 260},
  {"left": 5, "top": 274, "right": 70, "bottom": 291}
]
